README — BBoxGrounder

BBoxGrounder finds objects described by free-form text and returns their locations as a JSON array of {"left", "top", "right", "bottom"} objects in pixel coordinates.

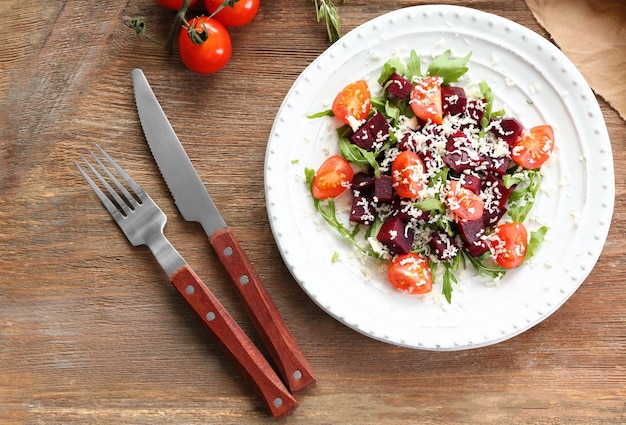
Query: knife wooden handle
[
  {"left": 170, "top": 264, "right": 298, "bottom": 419},
  {"left": 209, "top": 227, "right": 317, "bottom": 393}
]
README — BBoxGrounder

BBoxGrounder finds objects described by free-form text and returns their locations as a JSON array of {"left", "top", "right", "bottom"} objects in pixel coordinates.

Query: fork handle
[
  {"left": 209, "top": 227, "right": 317, "bottom": 393},
  {"left": 170, "top": 264, "right": 298, "bottom": 419}
]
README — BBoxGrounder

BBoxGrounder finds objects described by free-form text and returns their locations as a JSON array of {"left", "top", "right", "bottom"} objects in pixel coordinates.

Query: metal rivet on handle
[
  {"left": 273, "top": 397, "right": 283, "bottom": 407},
  {"left": 206, "top": 311, "right": 216, "bottom": 321},
  {"left": 239, "top": 275, "right": 249, "bottom": 285},
  {"left": 185, "top": 285, "right": 194, "bottom": 295},
  {"left": 293, "top": 370, "right": 302, "bottom": 380},
  {"left": 223, "top": 246, "right": 233, "bottom": 256}
]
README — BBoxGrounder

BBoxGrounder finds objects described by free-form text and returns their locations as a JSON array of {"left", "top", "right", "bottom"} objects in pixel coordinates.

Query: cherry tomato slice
[
  {"left": 489, "top": 222, "right": 528, "bottom": 269},
  {"left": 178, "top": 17, "right": 232, "bottom": 75},
  {"left": 205, "top": 0, "right": 259, "bottom": 27},
  {"left": 311, "top": 155, "right": 354, "bottom": 200},
  {"left": 156, "top": 0, "right": 198, "bottom": 10},
  {"left": 388, "top": 253, "right": 433, "bottom": 294},
  {"left": 332, "top": 80, "right": 371, "bottom": 126},
  {"left": 391, "top": 151, "right": 426, "bottom": 199},
  {"left": 446, "top": 180, "right": 485, "bottom": 221},
  {"left": 511, "top": 125, "right": 555, "bottom": 169},
  {"left": 409, "top": 75, "right": 443, "bottom": 124}
]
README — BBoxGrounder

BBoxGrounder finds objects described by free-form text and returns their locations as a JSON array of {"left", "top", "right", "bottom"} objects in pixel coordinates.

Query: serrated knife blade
[{"left": 132, "top": 69, "right": 316, "bottom": 393}]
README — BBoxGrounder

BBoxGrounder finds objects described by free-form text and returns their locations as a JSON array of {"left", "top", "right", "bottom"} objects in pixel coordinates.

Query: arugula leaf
[
  {"left": 526, "top": 226, "right": 548, "bottom": 262},
  {"left": 507, "top": 170, "right": 542, "bottom": 223},
  {"left": 406, "top": 50, "right": 423, "bottom": 82},
  {"left": 414, "top": 198, "right": 445, "bottom": 213},
  {"left": 427, "top": 50, "right": 472, "bottom": 85},
  {"left": 305, "top": 167, "right": 377, "bottom": 257},
  {"left": 378, "top": 58, "right": 406, "bottom": 85},
  {"left": 307, "top": 109, "right": 334, "bottom": 119}
]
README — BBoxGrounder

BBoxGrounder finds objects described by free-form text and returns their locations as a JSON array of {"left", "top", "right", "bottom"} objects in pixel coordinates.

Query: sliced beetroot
[
  {"left": 441, "top": 86, "right": 467, "bottom": 116},
  {"left": 351, "top": 171, "right": 375, "bottom": 195},
  {"left": 481, "top": 174, "right": 514, "bottom": 227},
  {"left": 490, "top": 117, "right": 524, "bottom": 146},
  {"left": 350, "top": 196, "right": 376, "bottom": 224},
  {"left": 481, "top": 156, "right": 510, "bottom": 175},
  {"left": 392, "top": 197, "right": 430, "bottom": 222},
  {"left": 350, "top": 112, "right": 391, "bottom": 152},
  {"left": 457, "top": 218, "right": 489, "bottom": 257},
  {"left": 443, "top": 148, "right": 482, "bottom": 173},
  {"left": 460, "top": 173, "right": 482, "bottom": 194},
  {"left": 466, "top": 99, "right": 486, "bottom": 124},
  {"left": 385, "top": 72, "right": 412, "bottom": 99},
  {"left": 376, "top": 216, "right": 414, "bottom": 255},
  {"left": 446, "top": 130, "right": 471, "bottom": 152},
  {"left": 374, "top": 174, "right": 394, "bottom": 204},
  {"left": 429, "top": 231, "right": 459, "bottom": 261}
]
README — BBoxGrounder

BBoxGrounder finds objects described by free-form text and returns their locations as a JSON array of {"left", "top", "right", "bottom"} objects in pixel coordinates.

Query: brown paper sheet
[{"left": 525, "top": 0, "right": 626, "bottom": 121}]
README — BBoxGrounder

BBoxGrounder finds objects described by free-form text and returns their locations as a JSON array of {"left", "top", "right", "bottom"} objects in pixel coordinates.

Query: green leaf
[
  {"left": 507, "top": 170, "right": 542, "bottom": 223},
  {"left": 526, "top": 226, "right": 548, "bottom": 262},
  {"left": 406, "top": 50, "right": 422, "bottom": 82},
  {"left": 414, "top": 198, "right": 444, "bottom": 213},
  {"left": 427, "top": 50, "right": 472, "bottom": 85},
  {"left": 307, "top": 109, "right": 334, "bottom": 119}
]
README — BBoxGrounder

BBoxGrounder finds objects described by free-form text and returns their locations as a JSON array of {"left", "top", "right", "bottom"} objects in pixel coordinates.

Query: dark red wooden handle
[
  {"left": 170, "top": 265, "right": 298, "bottom": 419},
  {"left": 209, "top": 227, "right": 317, "bottom": 393}
]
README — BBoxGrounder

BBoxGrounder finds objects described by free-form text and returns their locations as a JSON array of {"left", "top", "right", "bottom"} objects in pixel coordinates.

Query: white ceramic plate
[{"left": 264, "top": 5, "right": 614, "bottom": 350}]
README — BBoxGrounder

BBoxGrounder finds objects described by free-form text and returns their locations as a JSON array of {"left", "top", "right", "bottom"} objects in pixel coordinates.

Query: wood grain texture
[{"left": 1, "top": 0, "right": 624, "bottom": 424}]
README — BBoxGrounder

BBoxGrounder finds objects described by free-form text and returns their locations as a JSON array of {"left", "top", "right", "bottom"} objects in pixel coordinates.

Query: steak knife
[{"left": 132, "top": 68, "right": 316, "bottom": 393}]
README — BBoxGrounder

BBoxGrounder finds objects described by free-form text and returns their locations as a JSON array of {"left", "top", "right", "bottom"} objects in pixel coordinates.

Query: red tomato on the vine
[
  {"left": 178, "top": 16, "right": 232, "bottom": 74},
  {"left": 391, "top": 150, "right": 426, "bottom": 199},
  {"left": 409, "top": 75, "right": 443, "bottom": 124},
  {"left": 205, "top": 0, "right": 260, "bottom": 27},
  {"left": 511, "top": 125, "right": 554, "bottom": 169},
  {"left": 331, "top": 80, "right": 371, "bottom": 126},
  {"left": 388, "top": 253, "right": 433, "bottom": 294},
  {"left": 156, "top": 0, "right": 198, "bottom": 10},
  {"left": 489, "top": 222, "right": 528, "bottom": 269},
  {"left": 311, "top": 155, "right": 354, "bottom": 200}
]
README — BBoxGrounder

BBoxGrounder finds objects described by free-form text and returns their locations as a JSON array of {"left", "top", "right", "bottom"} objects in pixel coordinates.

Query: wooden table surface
[{"left": 1, "top": 0, "right": 624, "bottom": 423}]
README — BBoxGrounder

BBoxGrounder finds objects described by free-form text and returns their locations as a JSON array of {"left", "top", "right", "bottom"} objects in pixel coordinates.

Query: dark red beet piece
[
  {"left": 441, "top": 86, "right": 467, "bottom": 116},
  {"left": 349, "top": 112, "right": 391, "bottom": 152},
  {"left": 385, "top": 72, "right": 412, "bottom": 99},
  {"left": 460, "top": 173, "right": 482, "bottom": 194},
  {"left": 350, "top": 196, "right": 375, "bottom": 224},
  {"left": 481, "top": 174, "right": 514, "bottom": 227},
  {"left": 467, "top": 99, "right": 486, "bottom": 124},
  {"left": 457, "top": 218, "right": 489, "bottom": 257},
  {"left": 391, "top": 197, "right": 430, "bottom": 222},
  {"left": 376, "top": 216, "right": 414, "bottom": 255},
  {"left": 351, "top": 172, "right": 375, "bottom": 195},
  {"left": 446, "top": 130, "right": 471, "bottom": 152},
  {"left": 490, "top": 117, "right": 524, "bottom": 146},
  {"left": 481, "top": 156, "right": 510, "bottom": 175},
  {"left": 374, "top": 175, "right": 394, "bottom": 204},
  {"left": 429, "top": 231, "right": 459, "bottom": 261}
]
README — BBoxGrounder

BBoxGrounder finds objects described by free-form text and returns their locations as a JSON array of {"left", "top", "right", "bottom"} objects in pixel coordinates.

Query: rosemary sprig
[{"left": 312, "top": 0, "right": 345, "bottom": 43}]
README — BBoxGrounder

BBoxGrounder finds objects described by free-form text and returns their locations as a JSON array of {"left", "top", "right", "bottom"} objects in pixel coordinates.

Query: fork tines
[{"left": 76, "top": 145, "right": 144, "bottom": 219}]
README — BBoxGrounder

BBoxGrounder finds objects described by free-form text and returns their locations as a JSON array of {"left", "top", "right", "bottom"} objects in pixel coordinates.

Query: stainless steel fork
[{"left": 76, "top": 145, "right": 297, "bottom": 419}]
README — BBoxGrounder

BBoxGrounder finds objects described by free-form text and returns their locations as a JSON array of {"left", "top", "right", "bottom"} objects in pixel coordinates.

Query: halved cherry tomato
[
  {"left": 156, "top": 0, "right": 198, "bottom": 10},
  {"left": 388, "top": 253, "right": 433, "bottom": 294},
  {"left": 205, "top": 0, "right": 260, "bottom": 27},
  {"left": 409, "top": 75, "right": 443, "bottom": 124},
  {"left": 446, "top": 180, "right": 484, "bottom": 221},
  {"left": 511, "top": 125, "right": 554, "bottom": 169},
  {"left": 311, "top": 155, "right": 354, "bottom": 199},
  {"left": 331, "top": 80, "right": 371, "bottom": 126},
  {"left": 489, "top": 222, "right": 528, "bottom": 269},
  {"left": 178, "top": 17, "right": 232, "bottom": 74},
  {"left": 391, "top": 151, "right": 426, "bottom": 199}
]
